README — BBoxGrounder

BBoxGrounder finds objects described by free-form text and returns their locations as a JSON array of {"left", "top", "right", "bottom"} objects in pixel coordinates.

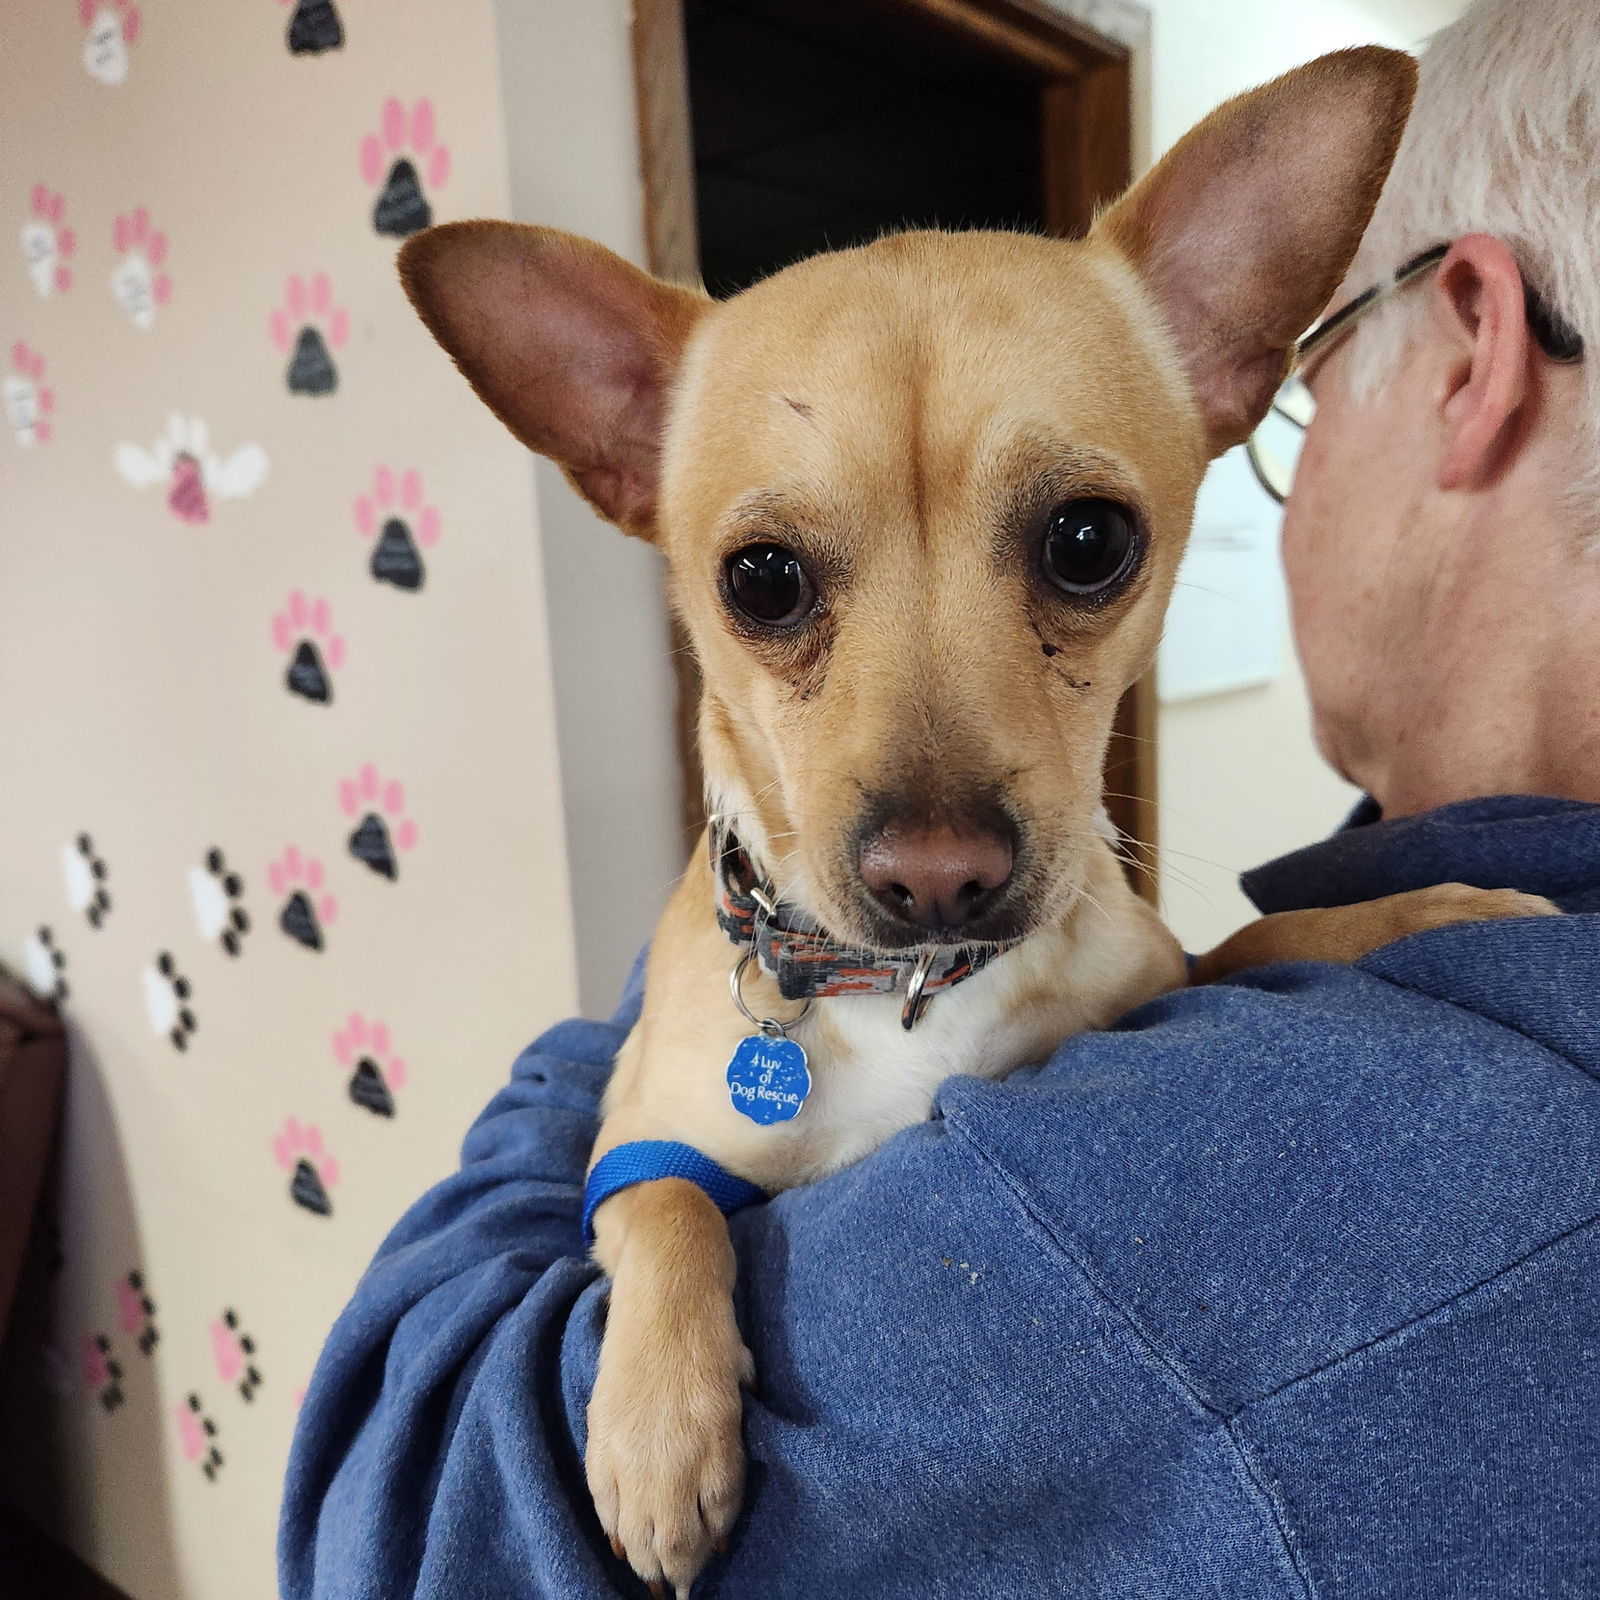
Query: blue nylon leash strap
[{"left": 582, "top": 1140, "right": 767, "bottom": 1248}]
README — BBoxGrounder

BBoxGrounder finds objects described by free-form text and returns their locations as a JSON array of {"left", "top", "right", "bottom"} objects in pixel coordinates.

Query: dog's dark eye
[
  {"left": 1040, "top": 499, "right": 1139, "bottom": 596},
  {"left": 725, "top": 543, "right": 815, "bottom": 627}
]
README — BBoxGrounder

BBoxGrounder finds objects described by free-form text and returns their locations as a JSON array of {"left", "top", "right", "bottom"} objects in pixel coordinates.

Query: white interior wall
[
  {"left": 492, "top": 0, "right": 686, "bottom": 1014},
  {"left": 1056, "top": 0, "right": 1467, "bottom": 949}
]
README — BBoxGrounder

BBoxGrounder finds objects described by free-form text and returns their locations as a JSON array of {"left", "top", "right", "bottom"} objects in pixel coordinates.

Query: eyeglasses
[{"left": 1245, "top": 242, "right": 1585, "bottom": 505}]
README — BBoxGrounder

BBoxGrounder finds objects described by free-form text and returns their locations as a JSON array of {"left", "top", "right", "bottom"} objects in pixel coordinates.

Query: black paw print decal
[
  {"left": 338, "top": 765, "right": 417, "bottom": 881},
  {"left": 268, "top": 846, "right": 338, "bottom": 951},
  {"left": 84, "top": 1334, "right": 124, "bottom": 1412},
  {"left": 118, "top": 1269, "right": 158, "bottom": 1356},
  {"left": 190, "top": 848, "right": 251, "bottom": 956},
  {"left": 142, "top": 952, "right": 196, "bottom": 1051},
  {"left": 212, "top": 1309, "right": 262, "bottom": 1402},
  {"left": 273, "top": 1117, "right": 339, "bottom": 1215},
  {"left": 272, "top": 591, "right": 346, "bottom": 705},
  {"left": 178, "top": 1392, "right": 224, "bottom": 1480},
  {"left": 361, "top": 97, "right": 450, "bottom": 237},
  {"left": 285, "top": 0, "right": 343, "bottom": 54},
  {"left": 24, "top": 924, "right": 67, "bottom": 1001},
  {"left": 270, "top": 273, "right": 349, "bottom": 396},
  {"left": 63, "top": 833, "right": 111, "bottom": 927},
  {"left": 355, "top": 466, "right": 440, "bottom": 592},
  {"left": 333, "top": 1012, "right": 409, "bottom": 1118}
]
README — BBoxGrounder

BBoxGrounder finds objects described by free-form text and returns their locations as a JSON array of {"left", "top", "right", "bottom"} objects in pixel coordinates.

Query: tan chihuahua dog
[{"left": 400, "top": 47, "right": 1552, "bottom": 1596}]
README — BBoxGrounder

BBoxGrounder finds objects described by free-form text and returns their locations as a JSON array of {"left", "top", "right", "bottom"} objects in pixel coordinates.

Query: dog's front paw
[
  {"left": 586, "top": 1306, "right": 754, "bottom": 1598},
  {"left": 1399, "top": 883, "right": 1561, "bottom": 926}
]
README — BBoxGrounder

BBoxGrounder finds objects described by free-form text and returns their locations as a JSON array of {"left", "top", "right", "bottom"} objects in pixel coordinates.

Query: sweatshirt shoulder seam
[
  {"left": 950, "top": 1117, "right": 1312, "bottom": 1598},
  {"left": 1353, "top": 940, "right": 1596, "bottom": 1082},
  {"left": 1245, "top": 1207, "right": 1600, "bottom": 1410}
]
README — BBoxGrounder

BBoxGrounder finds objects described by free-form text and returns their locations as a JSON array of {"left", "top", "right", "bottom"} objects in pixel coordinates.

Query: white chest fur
[
  {"left": 604, "top": 836, "right": 1185, "bottom": 1195},
  {"left": 782, "top": 892, "right": 1181, "bottom": 1185}
]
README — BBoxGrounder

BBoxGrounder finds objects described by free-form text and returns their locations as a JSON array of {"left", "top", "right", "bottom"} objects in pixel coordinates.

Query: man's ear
[
  {"left": 1430, "top": 234, "right": 1536, "bottom": 492},
  {"left": 398, "top": 221, "right": 708, "bottom": 541},
  {"left": 1094, "top": 47, "right": 1417, "bottom": 455}
]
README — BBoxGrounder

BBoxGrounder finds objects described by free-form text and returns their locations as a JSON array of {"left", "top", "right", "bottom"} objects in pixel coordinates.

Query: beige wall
[
  {"left": 0, "top": 3, "right": 577, "bottom": 1595},
  {"left": 493, "top": 0, "right": 689, "bottom": 1016}
]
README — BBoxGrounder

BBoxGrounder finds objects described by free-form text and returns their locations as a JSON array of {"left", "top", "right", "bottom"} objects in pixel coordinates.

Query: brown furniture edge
[
  {"left": 0, "top": 1497, "right": 134, "bottom": 1600},
  {"left": 0, "top": 972, "right": 65, "bottom": 1343}
]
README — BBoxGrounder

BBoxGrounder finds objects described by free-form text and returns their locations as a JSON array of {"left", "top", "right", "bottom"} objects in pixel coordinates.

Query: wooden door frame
[{"left": 630, "top": 0, "right": 1158, "bottom": 898}]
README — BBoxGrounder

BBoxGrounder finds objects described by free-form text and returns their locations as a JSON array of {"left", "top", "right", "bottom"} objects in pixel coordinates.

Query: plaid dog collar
[{"left": 710, "top": 820, "right": 1010, "bottom": 1028}]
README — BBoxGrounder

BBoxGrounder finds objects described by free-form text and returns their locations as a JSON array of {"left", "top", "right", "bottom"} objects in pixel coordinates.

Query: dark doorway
[
  {"left": 633, "top": 0, "right": 1156, "bottom": 893},
  {"left": 686, "top": 0, "right": 1042, "bottom": 297}
]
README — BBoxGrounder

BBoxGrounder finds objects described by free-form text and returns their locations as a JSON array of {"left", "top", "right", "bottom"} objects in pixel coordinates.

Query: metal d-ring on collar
[
  {"left": 901, "top": 947, "right": 939, "bottom": 1032},
  {"left": 730, "top": 945, "right": 811, "bottom": 1039}
]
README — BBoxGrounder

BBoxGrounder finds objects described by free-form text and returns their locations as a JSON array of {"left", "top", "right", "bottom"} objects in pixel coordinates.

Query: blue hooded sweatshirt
[{"left": 279, "top": 795, "right": 1600, "bottom": 1599}]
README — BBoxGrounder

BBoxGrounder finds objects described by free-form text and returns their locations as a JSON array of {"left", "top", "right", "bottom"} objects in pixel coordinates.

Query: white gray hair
[{"left": 1342, "top": 0, "right": 1599, "bottom": 517}]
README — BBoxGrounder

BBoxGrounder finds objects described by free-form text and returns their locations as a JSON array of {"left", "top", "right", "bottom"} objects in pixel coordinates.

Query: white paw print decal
[
  {"left": 109, "top": 208, "right": 172, "bottom": 330},
  {"left": 20, "top": 185, "right": 75, "bottom": 298},
  {"left": 189, "top": 848, "right": 251, "bottom": 956},
  {"left": 61, "top": 833, "right": 112, "bottom": 927},
  {"left": 23, "top": 925, "right": 68, "bottom": 1002},
  {"left": 142, "top": 951, "right": 196, "bottom": 1051},
  {"left": 4, "top": 342, "right": 54, "bottom": 448},
  {"left": 80, "top": 0, "right": 141, "bottom": 86}
]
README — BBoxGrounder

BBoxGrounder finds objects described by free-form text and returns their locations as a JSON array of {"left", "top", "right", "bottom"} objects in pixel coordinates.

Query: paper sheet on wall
[{"left": 1157, "top": 445, "right": 1287, "bottom": 703}]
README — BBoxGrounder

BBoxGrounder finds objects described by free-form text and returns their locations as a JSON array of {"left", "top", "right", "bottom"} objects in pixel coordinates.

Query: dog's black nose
[{"left": 858, "top": 821, "right": 1014, "bottom": 933}]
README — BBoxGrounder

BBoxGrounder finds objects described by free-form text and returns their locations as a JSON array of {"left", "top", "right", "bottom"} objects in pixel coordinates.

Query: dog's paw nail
[
  {"left": 609, "top": 1536, "right": 626, "bottom": 1561},
  {"left": 648, "top": 1581, "right": 667, "bottom": 1599},
  {"left": 715, "top": 1536, "right": 730, "bottom": 1556}
]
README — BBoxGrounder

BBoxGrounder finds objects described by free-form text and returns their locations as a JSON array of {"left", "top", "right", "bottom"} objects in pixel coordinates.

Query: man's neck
[{"left": 1360, "top": 506, "right": 1600, "bottom": 818}]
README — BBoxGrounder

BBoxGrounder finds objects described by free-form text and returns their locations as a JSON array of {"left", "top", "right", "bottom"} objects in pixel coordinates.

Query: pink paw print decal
[
  {"left": 21, "top": 185, "right": 75, "bottom": 297},
  {"left": 80, "top": 0, "right": 140, "bottom": 85},
  {"left": 110, "top": 208, "right": 171, "bottom": 329},
  {"left": 274, "top": 1116, "right": 339, "bottom": 1215},
  {"left": 356, "top": 466, "right": 439, "bottom": 591},
  {"left": 117, "top": 1268, "right": 158, "bottom": 1356},
  {"left": 339, "top": 763, "right": 418, "bottom": 881},
  {"left": 176, "top": 1392, "right": 223, "bottom": 1480},
  {"left": 334, "top": 1011, "right": 408, "bottom": 1118},
  {"left": 268, "top": 845, "right": 337, "bottom": 952},
  {"left": 211, "top": 1308, "right": 262, "bottom": 1401},
  {"left": 5, "top": 342, "right": 54, "bottom": 447},
  {"left": 270, "top": 273, "right": 349, "bottom": 396},
  {"left": 272, "top": 589, "right": 345, "bottom": 704},
  {"left": 83, "top": 1334, "right": 125, "bottom": 1412},
  {"left": 362, "top": 96, "right": 450, "bottom": 237},
  {"left": 282, "top": 0, "right": 344, "bottom": 55}
]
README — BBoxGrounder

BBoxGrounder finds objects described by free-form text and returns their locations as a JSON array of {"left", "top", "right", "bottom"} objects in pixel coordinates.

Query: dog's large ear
[
  {"left": 1094, "top": 47, "right": 1416, "bottom": 455},
  {"left": 398, "top": 221, "right": 707, "bottom": 541}
]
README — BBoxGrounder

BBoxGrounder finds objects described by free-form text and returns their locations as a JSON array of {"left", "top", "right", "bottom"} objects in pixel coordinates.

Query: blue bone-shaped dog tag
[{"left": 726, "top": 1033, "right": 811, "bottom": 1125}]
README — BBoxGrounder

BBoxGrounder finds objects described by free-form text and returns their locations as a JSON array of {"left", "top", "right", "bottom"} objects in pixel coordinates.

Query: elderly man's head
[{"left": 1281, "top": 0, "right": 1599, "bottom": 816}]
